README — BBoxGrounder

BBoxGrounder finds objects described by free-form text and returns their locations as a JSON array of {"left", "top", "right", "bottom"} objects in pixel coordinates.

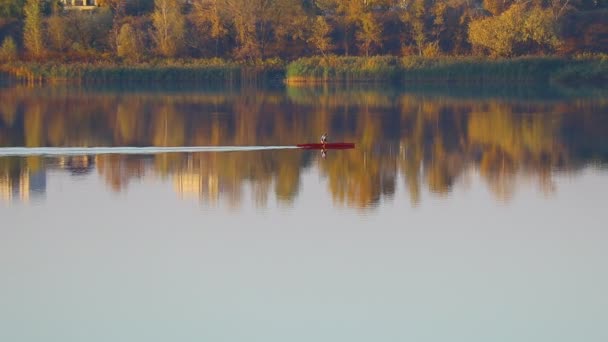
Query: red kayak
[{"left": 297, "top": 143, "right": 355, "bottom": 150}]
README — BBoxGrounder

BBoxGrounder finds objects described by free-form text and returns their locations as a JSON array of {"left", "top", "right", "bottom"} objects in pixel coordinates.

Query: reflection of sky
[{"left": 1, "top": 167, "right": 607, "bottom": 342}]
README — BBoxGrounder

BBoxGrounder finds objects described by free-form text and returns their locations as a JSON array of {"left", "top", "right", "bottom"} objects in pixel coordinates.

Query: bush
[
  {"left": 117, "top": 23, "right": 145, "bottom": 62},
  {"left": 286, "top": 55, "right": 400, "bottom": 82},
  {"left": 0, "top": 36, "right": 18, "bottom": 63},
  {"left": 551, "top": 59, "right": 608, "bottom": 85},
  {"left": 286, "top": 56, "right": 589, "bottom": 84}
]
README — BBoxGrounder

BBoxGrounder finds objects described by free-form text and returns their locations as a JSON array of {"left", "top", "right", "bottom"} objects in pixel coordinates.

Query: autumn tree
[
  {"left": 192, "top": 0, "right": 228, "bottom": 57},
  {"left": 224, "top": 0, "right": 259, "bottom": 59},
  {"left": 117, "top": 22, "right": 144, "bottom": 62},
  {"left": 397, "top": 0, "right": 430, "bottom": 56},
  {"left": 0, "top": 36, "right": 17, "bottom": 62},
  {"left": 23, "top": 0, "right": 44, "bottom": 58},
  {"left": 64, "top": 9, "right": 113, "bottom": 53},
  {"left": 266, "top": 0, "right": 308, "bottom": 58},
  {"left": 316, "top": 0, "right": 363, "bottom": 55},
  {"left": 548, "top": 0, "right": 575, "bottom": 19},
  {"left": 469, "top": 3, "right": 560, "bottom": 56},
  {"left": 46, "top": 8, "right": 68, "bottom": 52},
  {"left": 483, "top": 0, "right": 513, "bottom": 16},
  {"left": 356, "top": 12, "right": 382, "bottom": 56},
  {"left": 469, "top": 6, "right": 518, "bottom": 56},
  {"left": 307, "top": 15, "right": 333, "bottom": 56},
  {"left": 0, "top": 0, "right": 25, "bottom": 19},
  {"left": 99, "top": 0, "right": 127, "bottom": 57},
  {"left": 152, "top": 0, "right": 186, "bottom": 57},
  {"left": 522, "top": 6, "right": 562, "bottom": 52}
]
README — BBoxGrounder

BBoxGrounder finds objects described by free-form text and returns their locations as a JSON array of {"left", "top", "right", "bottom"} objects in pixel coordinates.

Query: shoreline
[{"left": 1, "top": 56, "right": 606, "bottom": 87}]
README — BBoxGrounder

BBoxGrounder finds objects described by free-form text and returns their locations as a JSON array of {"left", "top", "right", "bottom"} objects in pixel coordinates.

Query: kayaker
[{"left": 321, "top": 133, "right": 328, "bottom": 144}]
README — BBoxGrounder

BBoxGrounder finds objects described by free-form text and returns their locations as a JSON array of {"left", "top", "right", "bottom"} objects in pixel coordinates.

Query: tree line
[{"left": 0, "top": 0, "right": 606, "bottom": 63}]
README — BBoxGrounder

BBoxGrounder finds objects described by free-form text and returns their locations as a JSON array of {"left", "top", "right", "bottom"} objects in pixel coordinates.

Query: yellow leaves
[
  {"left": 521, "top": 7, "right": 561, "bottom": 50},
  {"left": 356, "top": 12, "right": 382, "bottom": 56},
  {"left": 117, "top": 23, "right": 144, "bottom": 62},
  {"left": 432, "top": 1, "right": 448, "bottom": 26},
  {"left": 308, "top": 16, "right": 334, "bottom": 56},
  {"left": 482, "top": 0, "right": 508, "bottom": 16},
  {"left": 23, "top": 0, "right": 44, "bottom": 58},
  {"left": 0, "top": 36, "right": 17, "bottom": 63},
  {"left": 152, "top": 0, "right": 186, "bottom": 57},
  {"left": 468, "top": 5, "right": 522, "bottom": 57},
  {"left": 192, "top": 0, "right": 228, "bottom": 39},
  {"left": 421, "top": 41, "right": 441, "bottom": 57},
  {"left": 469, "top": 3, "right": 561, "bottom": 56}
]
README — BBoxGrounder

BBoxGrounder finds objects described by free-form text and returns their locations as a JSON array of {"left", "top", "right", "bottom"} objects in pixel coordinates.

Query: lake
[{"left": 1, "top": 83, "right": 607, "bottom": 342}]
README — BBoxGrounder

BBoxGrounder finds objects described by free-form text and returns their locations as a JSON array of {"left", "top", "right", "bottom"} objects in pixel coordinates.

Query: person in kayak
[{"left": 321, "top": 133, "right": 328, "bottom": 144}]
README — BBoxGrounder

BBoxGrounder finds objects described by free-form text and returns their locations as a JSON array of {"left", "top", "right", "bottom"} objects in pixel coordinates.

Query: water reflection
[
  {"left": 0, "top": 84, "right": 606, "bottom": 208},
  {"left": 0, "top": 159, "right": 46, "bottom": 203}
]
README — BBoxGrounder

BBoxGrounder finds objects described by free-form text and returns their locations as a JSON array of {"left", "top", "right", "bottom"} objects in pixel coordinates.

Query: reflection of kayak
[{"left": 296, "top": 143, "right": 355, "bottom": 150}]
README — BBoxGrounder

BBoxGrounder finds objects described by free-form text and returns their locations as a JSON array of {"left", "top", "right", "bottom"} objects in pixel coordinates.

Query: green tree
[
  {"left": 0, "top": 0, "right": 25, "bottom": 19},
  {"left": 0, "top": 36, "right": 17, "bottom": 62},
  {"left": 152, "top": 0, "right": 186, "bottom": 57},
  {"left": 23, "top": 0, "right": 44, "bottom": 58}
]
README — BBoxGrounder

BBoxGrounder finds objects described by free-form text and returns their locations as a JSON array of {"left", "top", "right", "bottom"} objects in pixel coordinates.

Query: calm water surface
[{"left": 1, "top": 84, "right": 607, "bottom": 341}]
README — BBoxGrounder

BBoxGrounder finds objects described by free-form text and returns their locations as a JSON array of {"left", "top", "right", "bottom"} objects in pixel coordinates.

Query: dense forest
[{"left": 0, "top": 0, "right": 606, "bottom": 63}]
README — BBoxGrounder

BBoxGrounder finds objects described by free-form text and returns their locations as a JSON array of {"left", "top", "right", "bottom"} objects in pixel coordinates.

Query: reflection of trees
[
  {"left": 97, "top": 155, "right": 147, "bottom": 192},
  {"left": 468, "top": 107, "right": 564, "bottom": 200},
  {"left": 0, "top": 157, "right": 46, "bottom": 203},
  {"left": 0, "top": 85, "right": 607, "bottom": 207}
]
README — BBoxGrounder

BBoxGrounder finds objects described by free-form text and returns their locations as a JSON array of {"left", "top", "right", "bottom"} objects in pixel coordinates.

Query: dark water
[{"left": 1, "top": 84, "right": 607, "bottom": 341}]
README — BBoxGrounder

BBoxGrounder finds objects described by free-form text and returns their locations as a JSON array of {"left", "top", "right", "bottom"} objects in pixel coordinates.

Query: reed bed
[
  {"left": 400, "top": 56, "right": 567, "bottom": 83},
  {"left": 2, "top": 58, "right": 284, "bottom": 84},
  {"left": 286, "top": 56, "right": 604, "bottom": 85},
  {"left": 286, "top": 56, "right": 401, "bottom": 83},
  {"left": 550, "top": 59, "right": 608, "bottom": 86},
  {"left": 2, "top": 56, "right": 604, "bottom": 86}
]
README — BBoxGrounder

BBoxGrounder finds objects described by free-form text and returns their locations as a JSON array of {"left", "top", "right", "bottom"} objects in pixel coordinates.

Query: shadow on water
[{"left": 1, "top": 83, "right": 607, "bottom": 208}]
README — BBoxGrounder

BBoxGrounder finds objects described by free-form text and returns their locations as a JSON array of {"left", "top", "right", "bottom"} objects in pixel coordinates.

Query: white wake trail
[{"left": 0, "top": 146, "right": 299, "bottom": 156}]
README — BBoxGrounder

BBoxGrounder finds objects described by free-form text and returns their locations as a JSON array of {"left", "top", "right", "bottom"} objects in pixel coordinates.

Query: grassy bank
[
  {"left": 285, "top": 56, "right": 401, "bottom": 83},
  {"left": 0, "top": 59, "right": 285, "bottom": 84},
  {"left": 2, "top": 56, "right": 605, "bottom": 86},
  {"left": 286, "top": 56, "right": 608, "bottom": 86},
  {"left": 551, "top": 58, "right": 608, "bottom": 85}
]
